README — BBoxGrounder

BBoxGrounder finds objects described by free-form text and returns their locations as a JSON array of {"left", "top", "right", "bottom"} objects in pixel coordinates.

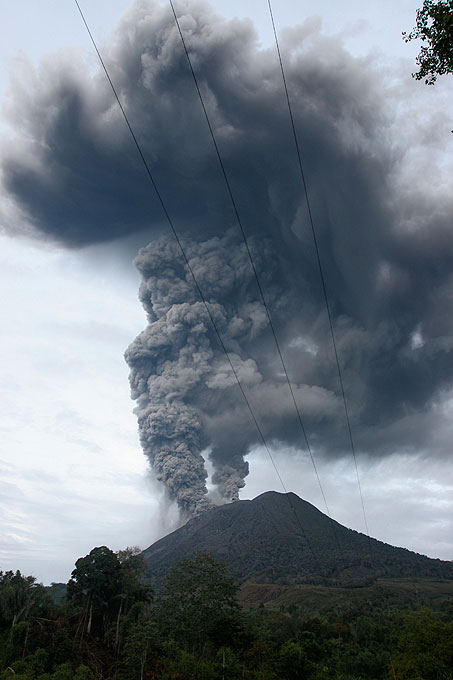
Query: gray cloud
[
  {"left": 124, "top": 233, "right": 261, "bottom": 513},
  {"left": 2, "top": 1, "right": 453, "bottom": 514}
]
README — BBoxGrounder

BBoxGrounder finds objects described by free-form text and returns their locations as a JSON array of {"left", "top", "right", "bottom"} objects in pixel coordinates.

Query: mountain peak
[{"left": 143, "top": 491, "right": 453, "bottom": 588}]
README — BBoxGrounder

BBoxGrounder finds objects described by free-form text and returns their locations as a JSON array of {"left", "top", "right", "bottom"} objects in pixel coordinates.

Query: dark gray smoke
[
  {"left": 125, "top": 232, "right": 263, "bottom": 512},
  {"left": 2, "top": 1, "right": 453, "bottom": 515},
  {"left": 124, "top": 230, "right": 343, "bottom": 512}
]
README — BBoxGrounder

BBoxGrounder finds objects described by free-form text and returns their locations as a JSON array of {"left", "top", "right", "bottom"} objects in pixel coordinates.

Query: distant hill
[
  {"left": 142, "top": 491, "right": 453, "bottom": 588},
  {"left": 238, "top": 578, "right": 453, "bottom": 613}
]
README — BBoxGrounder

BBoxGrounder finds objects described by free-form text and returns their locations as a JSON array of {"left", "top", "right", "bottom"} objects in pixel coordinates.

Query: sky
[{"left": 1, "top": 0, "right": 452, "bottom": 584}]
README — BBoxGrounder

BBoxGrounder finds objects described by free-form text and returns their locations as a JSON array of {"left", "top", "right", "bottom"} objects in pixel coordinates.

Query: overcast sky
[{"left": 1, "top": 0, "right": 452, "bottom": 585}]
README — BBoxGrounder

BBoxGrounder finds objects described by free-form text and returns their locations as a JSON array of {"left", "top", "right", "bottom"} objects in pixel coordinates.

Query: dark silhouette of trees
[
  {"left": 0, "top": 571, "right": 48, "bottom": 628},
  {"left": 2, "top": 547, "right": 453, "bottom": 680},
  {"left": 403, "top": 1, "right": 453, "bottom": 84},
  {"left": 158, "top": 553, "right": 244, "bottom": 655},
  {"left": 66, "top": 546, "right": 152, "bottom": 642},
  {"left": 392, "top": 609, "right": 453, "bottom": 679},
  {"left": 67, "top": 546, "right": 122, "bottom": 637}
]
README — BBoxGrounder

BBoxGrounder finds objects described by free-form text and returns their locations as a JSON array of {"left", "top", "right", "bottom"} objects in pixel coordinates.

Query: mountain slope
[{"left": 142, "top": 491, "right": 453, "bottom": 587}]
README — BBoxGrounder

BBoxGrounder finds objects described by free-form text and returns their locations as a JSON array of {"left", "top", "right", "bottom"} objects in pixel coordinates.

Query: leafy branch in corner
[{"left": 403, "top": 0, "right": 453, "bottom": 84}]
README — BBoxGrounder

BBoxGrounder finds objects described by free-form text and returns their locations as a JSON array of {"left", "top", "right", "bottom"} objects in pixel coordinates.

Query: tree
[
  {"left": 403, "top": 0, "right": 453, "bottom": 84},
  {"left": 391, "top": 608, "right": 453, "bottom": 679},
  {"left": 279, "top": 631, "right": 328, "bottom": 680},
  {"left": 116, "top": 547, "right": 152, "bottom": 605},
  {"left": 67, "top": 546, "right": 122, "bottom": 637},
  {"left": 158, "top": 554, "right": 243, "bottom": 655},
  {"left": 66, "top": 546, "right": 152, "bottom": 643},
  {"left": 67, "top": 547, "right": 122, "bottom": 605},
  {"left": 114, "top": 547, "right": 152, "bottom": 649},
  {"left": 0, "top": 571, "right": 47, "bottom": 628},
  {"left": 120, "top": 620, "right": 160, "bottom": 680}
]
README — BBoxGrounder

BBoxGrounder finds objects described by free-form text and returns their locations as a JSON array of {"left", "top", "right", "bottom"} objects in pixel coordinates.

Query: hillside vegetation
[
  {"left": 1, "top": 492, "right": 452, "bottom": 679},
  {"left": 1, "top": 550, "right": 453, "bottom": 680}
]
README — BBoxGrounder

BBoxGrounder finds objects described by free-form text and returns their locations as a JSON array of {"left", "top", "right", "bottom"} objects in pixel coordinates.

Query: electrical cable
[
  {"left": 168, "top": 0, "right": 346, "bottom": 568},
  {"left": 72, "top": 0, "right": 324, "bottom": 575},
  {"left": 267, "top": 0, "right": 373, "bottom": 565}
]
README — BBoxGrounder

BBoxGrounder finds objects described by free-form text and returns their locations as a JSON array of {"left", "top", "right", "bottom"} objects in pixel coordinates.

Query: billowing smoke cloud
[
  {"left": 124, "top": 231, "right": 341, "bottom": 512},
  {"left": 124, "top": 233, "right": 254, "bottom": 513},
  {"left": 2, "top": 1, "right": 453, "bottom": 514}
]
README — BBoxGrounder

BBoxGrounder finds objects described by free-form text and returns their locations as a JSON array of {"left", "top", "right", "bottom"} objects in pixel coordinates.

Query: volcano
[{"left": 142, "top": 491, "right": 453, "bottom": 588}]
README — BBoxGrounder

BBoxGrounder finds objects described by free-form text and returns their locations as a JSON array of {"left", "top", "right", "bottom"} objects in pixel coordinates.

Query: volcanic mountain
[{"left": 142, "top": 491, "right": 453, "bottom": 588}]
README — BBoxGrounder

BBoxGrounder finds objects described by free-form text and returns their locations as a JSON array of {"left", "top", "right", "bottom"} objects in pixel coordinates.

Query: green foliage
[
  {"left": 66, "top": 547, "right": 122, "bottom": 606},
  {"left": 73, "top": 665, "right": 94, "bottom": 680},
  {"left": 66, "top": 545, "right": 152, "bottom": 643},
  {"left": 45, "top": 585, "right": 66, "bottom": 607},
  {"left": 403, "top": 0, "right": 453, "bottom": 84},
  {"left": 9, "top": 647, "right": 49, "bottom": 679},
  {"left": 48, "top": 630, "right": 72, "bottom": 668},
  {"left": 158, "top": 554, "right": 243, "bottom": 654},
  {"left": 391, "top": 608, "right": 453, "bottom": 679},
  {"left": 0, "top": 572, "right": 48, "bottom": 628},
  {"left": 50, "top": 662, "right": 73, "bottom": 680},
  {"left": 119, "top": 620, "right": 161, "bottom": 680},
  {"left": 117, "top": 546, "right": 152, "bottom": 603},
  {"left": 3, "top": 545, "right": 453, "bottom": 680},
  {"left": 158, "top": 641, "right": 218, "bottom": 679}
]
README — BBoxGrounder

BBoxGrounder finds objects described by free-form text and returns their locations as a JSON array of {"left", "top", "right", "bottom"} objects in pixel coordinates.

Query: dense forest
[{"left": 1, "top": 547, "right": 453, "bottom": 680}]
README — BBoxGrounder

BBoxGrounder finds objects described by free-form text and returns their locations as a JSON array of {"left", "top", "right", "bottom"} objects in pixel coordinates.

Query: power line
[
  {"left": 168, "top": 0, "right": 346, "bottom": 569},
  {"left": 72, "top": 0, "right": 324, "bottom": 574},
  {"left": 267, "top": 0, "right": 373, "bottom": 565}
]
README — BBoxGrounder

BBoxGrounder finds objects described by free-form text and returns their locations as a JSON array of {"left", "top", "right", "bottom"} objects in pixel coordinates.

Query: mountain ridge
[{"left": 142, "top": 491, "right": 453, "bottom": 588}]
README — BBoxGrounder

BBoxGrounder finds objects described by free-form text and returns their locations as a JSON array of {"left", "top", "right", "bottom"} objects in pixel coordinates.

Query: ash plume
[
  {"left": 124, "top": 232, "right": 340, "bottom": 514},
  {"left": 125, "top": 233, "right": 263, "bottom": 513},
  {"left": 2, "top": 1, "right": 453, "bottom": 516}
]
